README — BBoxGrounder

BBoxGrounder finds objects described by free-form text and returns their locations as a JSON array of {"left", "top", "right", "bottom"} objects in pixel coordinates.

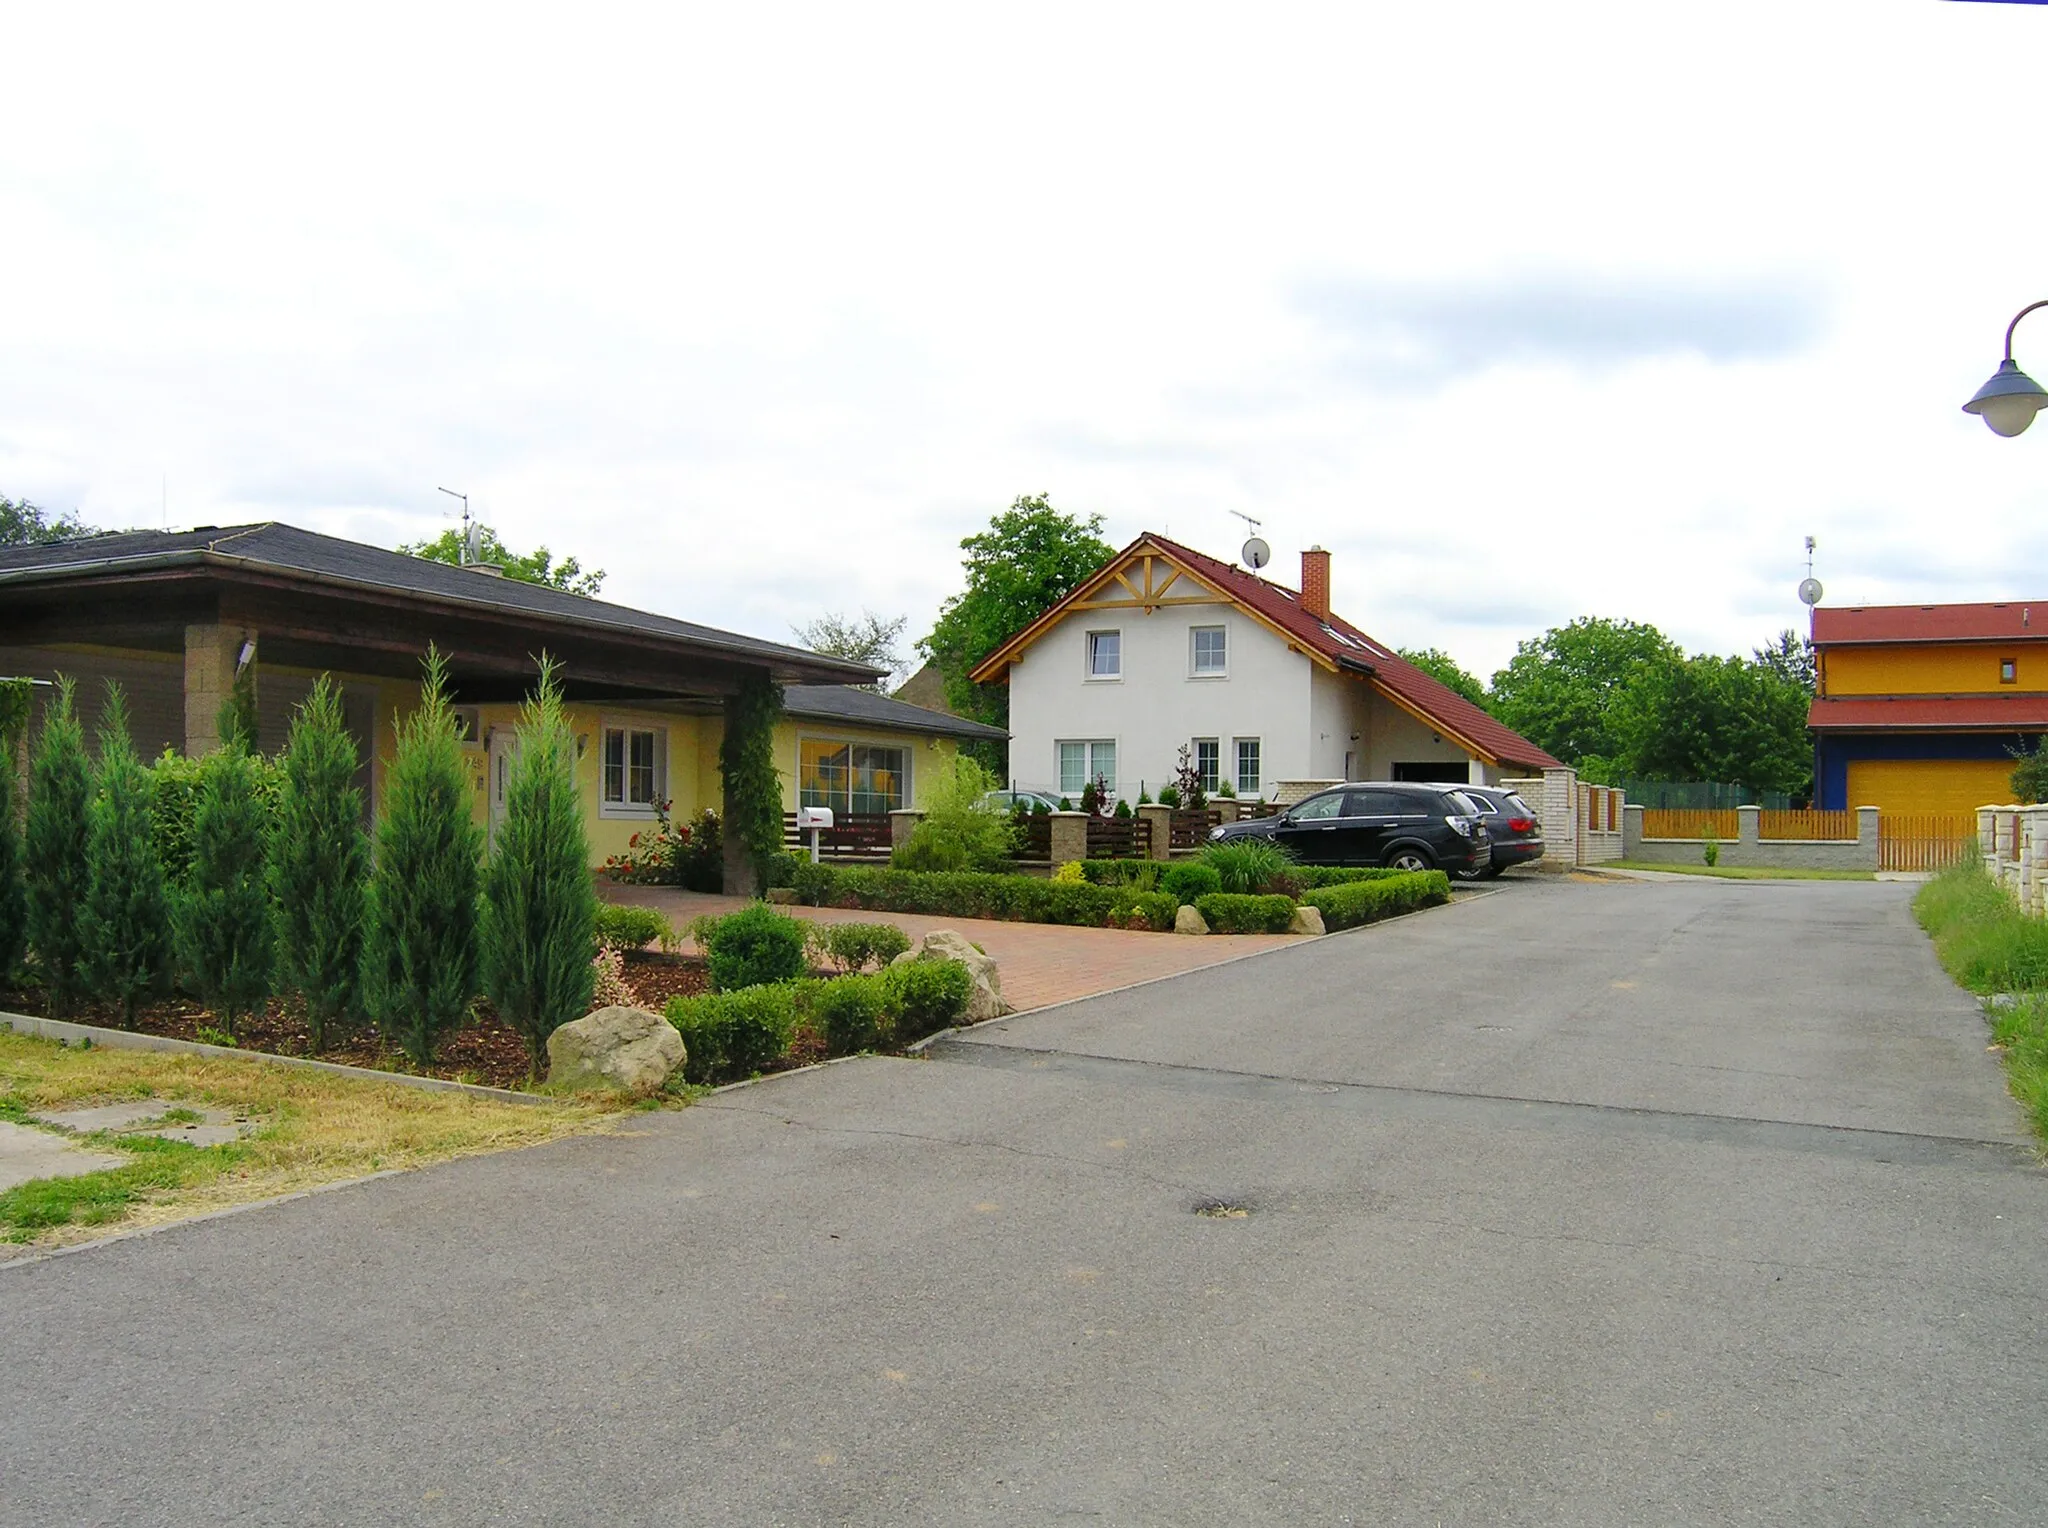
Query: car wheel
[{"left": 1387, "top": 847, "right": 1434, "bottom": 872}]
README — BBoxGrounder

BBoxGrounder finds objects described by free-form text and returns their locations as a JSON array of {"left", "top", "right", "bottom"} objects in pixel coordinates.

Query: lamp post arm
[{"left": 2002, "top": 300, "right": 2048, "bottom": 363}]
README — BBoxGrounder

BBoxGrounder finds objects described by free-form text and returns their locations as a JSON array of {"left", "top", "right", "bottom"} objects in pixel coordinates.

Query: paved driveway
[{"left": 5, "top": 879, "right": 2044, "bottom": 1525}]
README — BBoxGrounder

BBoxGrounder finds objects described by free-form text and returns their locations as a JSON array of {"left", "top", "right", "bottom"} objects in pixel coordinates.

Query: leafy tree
[
  {"left": 1624, "top": 653, "right": 1813, "bottom": 797},
  {"left": 270, "top": 677, "right": 370, "bottom": 1052},
  {"left": 919, "top": 494, "right": 1115, "bottom": 748},
  {"left": 892, "top": 756, "right": 1016, "bottom": 872},
  {"left": 399, "top": 524, "right": 604, "bottom": 596},
  {"left": 24, "top": 679, "right": 91, "bottom": 1013},
  {"left": 1398, "top": 647, "right": 1491, "bottom": 709},
  {"left": 792, "top": 610, "right": 908, "bottom": 692},
  {"left": 2011, "top": 740, "right": 2048, "bottom": 806},
  {"left": 1489, "top": 617, "right": 1684, "bottom": 775},
  {"left": 1753, "top": 629, "right": 1816, "bottom": 692},
  {"left": 362, "top": 650, "right": 484, "bottom": 1066},
  {"left": 720, "top": 673, "right": 785, "bottom": 895},
  {"left": 480, "top": 658, "right": 597, "bottom": 1073},
  {"left": 79, "top": 686, "right": 172, "bottom": 1026},
  {"left": 1, "top": 495, "right": 89, "bottom": 547},
  {"left": 175, "top": 742, "right": 273, "bottom": 1036}
]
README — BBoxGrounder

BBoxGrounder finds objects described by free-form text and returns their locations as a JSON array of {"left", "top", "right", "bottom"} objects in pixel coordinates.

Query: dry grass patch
[{"left": 0, "top": 1031, "right": 629, "bottom": 1251}]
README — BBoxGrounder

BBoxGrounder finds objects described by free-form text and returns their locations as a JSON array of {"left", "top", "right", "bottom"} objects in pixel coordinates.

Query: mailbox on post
[{"left": 795, "top": 805, "right": 834, "bottom": 864}]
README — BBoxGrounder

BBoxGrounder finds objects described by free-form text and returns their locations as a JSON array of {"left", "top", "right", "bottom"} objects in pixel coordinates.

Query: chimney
[{"left": 1300, "top": 545, "right": 1331, "bottom": 620}]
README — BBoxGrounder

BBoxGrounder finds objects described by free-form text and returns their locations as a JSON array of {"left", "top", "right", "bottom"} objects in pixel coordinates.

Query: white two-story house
[{"left": 972, "top": 533, "right": 1561, "bottom": 802}]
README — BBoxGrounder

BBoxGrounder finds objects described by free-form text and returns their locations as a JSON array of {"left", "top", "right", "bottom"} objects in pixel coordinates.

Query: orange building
[{"left": 1809, "top": 601, "right": 2048, "bottom": 812}]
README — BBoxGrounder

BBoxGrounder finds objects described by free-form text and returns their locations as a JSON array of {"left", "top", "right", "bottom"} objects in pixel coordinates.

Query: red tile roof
[
  {"left": 1809, "top": 694, "right": 2048, "bottom": 731},
  {"left": 1138, "top": 534, "right": 1564, "bottom": 771},
  {"left": 1812, "top": 601, "right": 2048, "bottom": 646}
]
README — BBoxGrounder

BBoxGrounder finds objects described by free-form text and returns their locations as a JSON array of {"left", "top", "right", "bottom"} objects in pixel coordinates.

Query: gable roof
[
  {"left": 1811, "top": 600, "right": 2048, "bottom": 646},
  {"left": 0, "top": 523, "right": 880, "bottom": 685},
  {"left": 970, "top": 531, "right": 1562, "bottom": 771},
  {"left": 783, "top": 684, "right": 1007, "bottom": 741}
]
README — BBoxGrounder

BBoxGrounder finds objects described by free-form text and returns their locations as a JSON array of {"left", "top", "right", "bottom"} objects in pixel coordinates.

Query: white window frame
[
  {"left": 1084, "top": 629, "right": 1122, "bottom": 681},
  {"left": 599, "top": 717, "right": 667, "bottom": 818},
  {"left": 1189, "top": 624, "right": 1227, "bottom": 678},
  {"left": 1057, "top": 739, "right": 1117, "bottom": 796},
  {"left": 1234, "top": 737, "right": 1262, "bottom": 796}
]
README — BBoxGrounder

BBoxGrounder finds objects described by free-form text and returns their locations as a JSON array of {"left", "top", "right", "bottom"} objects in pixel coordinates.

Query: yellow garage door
[{"left": 1846, "top": 758, "right": 2015, "bottom": 815}]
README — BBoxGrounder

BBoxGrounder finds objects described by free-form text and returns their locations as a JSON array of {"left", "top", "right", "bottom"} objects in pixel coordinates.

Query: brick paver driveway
[{"left": 600, "top": 883, "right": 1303, "bottom": 1013}]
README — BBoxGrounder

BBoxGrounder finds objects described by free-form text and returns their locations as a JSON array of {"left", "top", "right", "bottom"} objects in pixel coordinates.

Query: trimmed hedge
[
  {"left": 789, "top": 864, "right": 1175, "bottom": 931},
  {"left": 1291, "top": 865, "right": 1406, "bottom": 889},
  {"left": 663, "top": 957, "right": 976, "bottom": 1084},
  {"left": 1159, "top": 862, "right": 1222, "bottom": 904},
  {"left": 1193, "top": 892, "right": 1297, "bottom": 934},
  {"left": 1301, "top": 870, "right": 1451, "bottom": 929},
  {"left": 1107, "top": 889, "right": 1178, "bottom": 931}
]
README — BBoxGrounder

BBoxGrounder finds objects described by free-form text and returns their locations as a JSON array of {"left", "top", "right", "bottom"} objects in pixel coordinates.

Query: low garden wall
[{"left": 1623, "top": 804, "right": 1879, "bottom": 871}]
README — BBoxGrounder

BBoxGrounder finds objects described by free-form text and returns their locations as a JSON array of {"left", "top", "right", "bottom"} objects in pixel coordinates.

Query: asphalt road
[{"left": 4, "top": 877, "right": 2043, "bottom": 1526}]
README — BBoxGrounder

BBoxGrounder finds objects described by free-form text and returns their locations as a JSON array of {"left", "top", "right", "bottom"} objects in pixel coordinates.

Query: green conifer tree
[
  {"left": 269, "top": 676, "right": 369, "bottom": 1052},
  {"left": 79, "top": 686, "right": 172, "bottom": 1026},
  {"left": 361, "top": 650, "right": 483, "bottom": 1066},
  {"left": 0, "top": 687, "right": 27, "bottom": 983},
  {"left": 176, "top": 741, "right": 274, "bottom": 1036},
  {"left": 481, "top": 658, "right": 597, "bottom": 1073},
  {"left": 24, "top": 678, "right": 93, "bottom": 1014}
]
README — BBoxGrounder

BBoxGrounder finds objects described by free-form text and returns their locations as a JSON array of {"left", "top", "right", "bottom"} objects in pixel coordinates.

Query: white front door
[{"left": 488, "top": 729, "right": 519, "bottom": 847}]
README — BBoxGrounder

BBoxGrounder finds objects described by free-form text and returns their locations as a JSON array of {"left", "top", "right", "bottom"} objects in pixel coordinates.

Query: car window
[
  {"left": 1460, "top": 792, "right": 1500, "bottom": 815},
  {"left": 1443, "top": 791, "right": 1484, "bottom": 816},
  {"left": 1506, "top": 794, "right": 1534, "bottom": 817},
  {"left": 1290, "top": 792, "right": 1346, "bottom": 820},
  {"left": 1346, "top": 789, "right": 1403, "bottom": 816}
]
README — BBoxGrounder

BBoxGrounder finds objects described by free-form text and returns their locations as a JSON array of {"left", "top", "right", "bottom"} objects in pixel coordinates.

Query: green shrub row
[
  {"left": 664, "top": 958, "right": 975, "bottom": 1085},
  {"left": 1300, "top": 871, "right": 1451, "bottom": 930},
  {"left": 1291, "top": 865, "right": 1406, "bottom": 889},
  {"left": 790, "top": 863, "right": 1176, "bottom": 931},
  {"left": 1193, "top": 893, "right": 1297, "bottom": 934}
]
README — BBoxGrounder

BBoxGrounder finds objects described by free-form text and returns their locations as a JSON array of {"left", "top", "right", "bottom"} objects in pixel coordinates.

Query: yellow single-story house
[{"left": 0, "top": 523, "right": 1004, "bottom": 887}]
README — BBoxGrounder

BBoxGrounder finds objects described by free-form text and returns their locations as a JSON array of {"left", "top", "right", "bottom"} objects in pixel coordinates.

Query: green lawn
[{"left": 1607, "top": 860, "right": 1875, "bottom": 882}]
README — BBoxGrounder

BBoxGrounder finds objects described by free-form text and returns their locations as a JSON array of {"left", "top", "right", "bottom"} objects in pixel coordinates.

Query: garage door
[{"left": 1845, "top": 758, "right": 2015, "bottom": 815}]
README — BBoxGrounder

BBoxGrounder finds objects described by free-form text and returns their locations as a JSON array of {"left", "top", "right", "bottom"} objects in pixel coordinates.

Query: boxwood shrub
[
  {"left": 1193, "top": 892, "right": 1297, "bottom": 934},
  {"left": 697, "top": 902, "right": 809, "bottom": 990},
  {"left": 592, "top": 902, "right": 674, "bottom": 952},
  {"left": 1301, "top": 870, "right": 1451, "bottom": 930},
  {"left": 882, "top": 958, "right": 975, "bottom": 1043},
  {"left": 665, "top": 982, "right": 811, "bottom": 1085},
  {"left": 1106, "top": 888, "right": 1178, "bottom": 931},
  {"left": 1159, "top": 862, "right": 1222, "bottom": 905},
  {"left": 1291, "top": 865, "right": 1406, "bottom": 889}
]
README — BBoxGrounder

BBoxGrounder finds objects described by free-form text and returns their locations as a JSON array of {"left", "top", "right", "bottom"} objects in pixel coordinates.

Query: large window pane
[
  {"left": 850, "top": 745, "right": 906, "bottom": 813},
  {"left": 603, "top": 730, "right": 625, "bottom": 803},
  {"left": 628, "top": 730, "right": 657, "bottom": 804},
  {"left": 1058, "top": 741, "right": 1087, "bottom": 794},
  {"left": 1192, "top": 626, "right": 1226, "bottom": 674},
  {"left": 1087, "top": 631, "right": 1121, "bottom": 678},
  {"left": 1089, "top": 741, "right": 1116, "bottom": 793},
  {"left": 1194, "top": 739, "right": 1219, "bottom": 792},
  {"left": 801, "top": 740, "right": 852, "bottom": 812},
  {"left": 1236, "top": 738, "right": 1261, "bottom": 794}
]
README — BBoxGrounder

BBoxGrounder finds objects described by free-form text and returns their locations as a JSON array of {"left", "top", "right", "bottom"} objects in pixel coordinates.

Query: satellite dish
[
  {"left": 1798, "top": 578, "right": 1823, "bottom": 607},
  {"left": 462, "top": 522, "right": 484, "bottom": 566},
  {"left": 1241, "top": 536, "right": 1270, "bottom": 571}
]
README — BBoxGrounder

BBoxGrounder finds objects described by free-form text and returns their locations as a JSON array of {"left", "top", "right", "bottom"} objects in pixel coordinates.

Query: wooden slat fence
[
  {"left": 1170, "top": 808, "right": 1220, "bottom": 851},
  {"left": 1641, "top": 808, "right": 1738, "bottom": 840},
  {"left": 1086, "top": 814, "right": 1151, "bottom": 859},
  {"left": 782, "top": 811, "right": 893, "bottom": 861},
  {"left": 1757, "top": 809, "right": 1858, "bottom": 841},
  {"left": 1238, "top": 800, "right": 1283, "bottom": 820},
  {"left": 1878, "top": 813, "right": 1977, "bottom": 873},
  {"left": 1013, "top": 812, "right": 1052, "bottom": 864}
]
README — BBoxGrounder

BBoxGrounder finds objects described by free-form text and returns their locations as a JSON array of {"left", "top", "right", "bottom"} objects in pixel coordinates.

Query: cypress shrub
[
  {"left": 362, "top": 650, "right": 483, "bottom": 1067},
  {"left": 24, "top": 678, "right": 91, "bottom": 1013},
  {"left": 176, "top": 743, "right": 274, "bottom": 1035},
  {"left": 78, "top": 686, "right": 172, "bottom": 1026},
  {"left": 0, "top": 679, "right": 29, "bottom": 982},
  {"left": 480, "top": 659, "right": 597, "bottom": 1073},
  {"left": 719, "top": 673, "right": 785, "bottom": 894},
  {"left": 269, "top": 677, "right": 369, "bottom": 1052}
]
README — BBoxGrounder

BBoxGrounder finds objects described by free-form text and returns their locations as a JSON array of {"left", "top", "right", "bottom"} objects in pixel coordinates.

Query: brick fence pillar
[
  {"left": 888, "top": 809, "right": 924, "bottom": 851},
  {"left": 1137, "top": 804, "right": 1175, "bottom": 860},
  {"left": 1050, "top": 810, "right": 1090, "bottom": 866}
]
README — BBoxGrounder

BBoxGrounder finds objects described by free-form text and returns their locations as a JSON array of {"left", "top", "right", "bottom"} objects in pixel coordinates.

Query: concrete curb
[{"left": 0, "top": 1012, "right": 559, "bottom": 1108}]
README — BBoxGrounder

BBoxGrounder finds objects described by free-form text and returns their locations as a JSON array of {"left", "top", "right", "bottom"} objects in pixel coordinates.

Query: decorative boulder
[
  {"left": 1174, "top": 905, "right": 1209, "bottom": 936},
  {"left": 546, "top": 1005, "right": 687, "bottom": 1096},
  {"left": 1288, "top": 905, "right": 1326, "bottom": 936},
  {"left": 890, "top": 929, "right": 1005, "bottom": 1022}
]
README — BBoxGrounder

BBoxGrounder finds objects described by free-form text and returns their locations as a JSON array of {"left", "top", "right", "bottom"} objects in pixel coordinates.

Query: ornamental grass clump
[
  {"left": 269, "top": 677, "right": 370, "bottom": 1052},
  {"left": 481, "top": 659, "right": 599, "bottom": 1074},
  {"left": 1198, "top": 838, "right": 1296, "bottom": 895},
  {"left": 175, "top": 741, "right": 274, "bottom": 1038},
  {"left": 24, "top": 678, "right": 91, "bottom": 1014},
  {"left": 362, "top": 649, "right": 484, "bottom": 1068},
  {"left": 78, "top": 686, "right": 172, "bottom": 1028}
]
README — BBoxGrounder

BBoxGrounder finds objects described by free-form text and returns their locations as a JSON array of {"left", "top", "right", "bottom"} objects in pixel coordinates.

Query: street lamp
[{"left": 1963, "top": 299, "right": 2048, "bottom": 437}]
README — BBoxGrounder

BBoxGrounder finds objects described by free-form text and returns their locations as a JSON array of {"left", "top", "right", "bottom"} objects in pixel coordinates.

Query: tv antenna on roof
[
  {"left": 438, "top": 486, "right": 479, "bottom": 564},
  {"left": 1229, "top": 510, "right": 1270, "bottom": 574},
  {"left": 1798, "top": 535, "right": 1823, "bottom": 607}
]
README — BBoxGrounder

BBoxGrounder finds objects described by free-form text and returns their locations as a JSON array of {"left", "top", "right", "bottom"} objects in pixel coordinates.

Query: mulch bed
[{"left": 0, "top": 952, "right": 714, "bottom": 1094}]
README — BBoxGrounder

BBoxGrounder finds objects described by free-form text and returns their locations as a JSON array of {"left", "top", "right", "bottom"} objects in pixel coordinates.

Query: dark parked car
[
  {"left": 1449, "top": 784, "right": 1546, "bottom": 878},
  {"left": 1208, "top": 782, "right": 1489, "bottom": 874}
]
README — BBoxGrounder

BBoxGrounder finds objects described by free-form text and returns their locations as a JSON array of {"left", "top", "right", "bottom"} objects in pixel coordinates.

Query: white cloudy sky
[{"left": 5, "top": 1, "right": 2046, "bottom": 683}]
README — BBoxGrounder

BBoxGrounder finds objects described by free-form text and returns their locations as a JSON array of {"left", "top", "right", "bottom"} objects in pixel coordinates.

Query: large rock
[
  {"left": 1288, "top": 905, "right": 1326, "bottom": 936},
  {"left": 890, "top": 929, "right": 1005, "bottom": 1023},
  {"left": 546, "top": 1005, "right": 687, "bottom": 1096},
  {"left": 1174, "top": 904, "right": 1209, "bottom": 936}
]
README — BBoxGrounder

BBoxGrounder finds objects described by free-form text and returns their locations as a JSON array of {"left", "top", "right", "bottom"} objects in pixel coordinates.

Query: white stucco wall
[{"left": 1003, "top": 600, "right": 1312, "bottom": 799}]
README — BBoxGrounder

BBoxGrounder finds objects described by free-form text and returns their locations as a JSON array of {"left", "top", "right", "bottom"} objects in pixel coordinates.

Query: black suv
[
  {"left": 1209, "top": 782, "right": 1490, "bottom": 873},
  {"left": 1447, "top": 784, "right": 1546, "bottom": 878}
]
